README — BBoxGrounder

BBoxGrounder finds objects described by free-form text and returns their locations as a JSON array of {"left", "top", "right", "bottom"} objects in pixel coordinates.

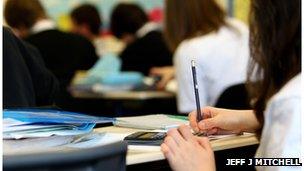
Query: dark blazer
[
  {"left": 3, "top": 28, "right": 58, "bottom": 108},
  {"left": 25, "top": 29, "right": 98, "bottom": 88},
  {"left": 120, "top": 30, "right": 173, "bottom": 75}
]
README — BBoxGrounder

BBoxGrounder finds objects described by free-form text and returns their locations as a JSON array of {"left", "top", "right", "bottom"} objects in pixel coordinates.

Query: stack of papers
[
  {"left": 3, "top": 109, "right": 115, "bottom": 139},
  {"left": 114, "top": 114, "right": 189, "bottom": 130}
]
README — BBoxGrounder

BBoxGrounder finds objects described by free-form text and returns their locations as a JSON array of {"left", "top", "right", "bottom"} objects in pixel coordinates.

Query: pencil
[{"left": 191, "top": 60, "right": 203, "bottom": 122}]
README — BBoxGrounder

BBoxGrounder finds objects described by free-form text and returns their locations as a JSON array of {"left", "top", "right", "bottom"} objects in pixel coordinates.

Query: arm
[
  {"left": 189, "top": 107, "right": 261, "bottom": 134},
  {"left": 17, "top": 38, "right": 59, "bottom": 106}
]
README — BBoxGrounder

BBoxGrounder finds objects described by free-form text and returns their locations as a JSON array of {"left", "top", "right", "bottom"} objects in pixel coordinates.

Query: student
[
  {"left": 161, "top": 0, "right": 301, "bottom": 170},
  {"left": 3, "top": 27, "right": 58, "bottom": 108},
  {"left": 71, "top": 4, "right": 103, "bottom": 57},
  {"left": 161, "top": 0, "right": 249, "bottom": 113},
  {"left": 110, "top": 3, "right": 172, "bottom": 76},
  {"left": 4, "top": 0, "right": 98, "bottom": 109}
]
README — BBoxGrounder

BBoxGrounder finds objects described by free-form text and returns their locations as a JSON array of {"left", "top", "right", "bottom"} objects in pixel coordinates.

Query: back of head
[
  {"left": 247, "top": 0, "right": 301, "bottom": 134},
  {"left": 110, "top": 3, "right": 148, "bottom": 39},
  {"left": 4, "top": 0, "right": 46, "bottom": 30},
  {"left": 71, "top": 4, "right": 102, "bottom": 36},
  {"left": 164, "top": 0, "right": 227, "bottom": 51}
]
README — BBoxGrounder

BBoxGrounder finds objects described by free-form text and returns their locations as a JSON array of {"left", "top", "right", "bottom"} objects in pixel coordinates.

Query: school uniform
[
  {"left": 24, "top": 19, "right": 98, "bottom": 109},
  {"left": 256, "top": 74, "right": 301, "bottom": 171},
  {"left": 174, "top": 18, "right": 250, "bottom": 113},
  {"left": 119, "top": 22, "right": 173, "bottom": 75},
  {"left": 3, "top": 28, "right": 58, "bottom": 108},
  {"left": 25, "top": 19, "right": 98, "bottom": 88}
]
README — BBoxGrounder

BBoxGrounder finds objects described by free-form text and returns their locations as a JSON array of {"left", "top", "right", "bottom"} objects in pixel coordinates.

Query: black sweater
[
  {"left": 3, "top": 28, "right": 58, "bottom": 108},
  {"left": 120, "top": 31, "right": 172, "bottom": 75}
]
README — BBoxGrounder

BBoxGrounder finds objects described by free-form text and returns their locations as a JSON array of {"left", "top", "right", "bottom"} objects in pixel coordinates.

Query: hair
[
  {"left": 164, "top": 0, "right": 227, "bottom": 52},
  {"left": 110, "top": 3, "right": 148, "bottom": 39},
  {"left": 4, "top": 0, "right": 47, "bottom": 29},
  {"left": 71, "top": 4, "right": 102, "bottom": 35},
  {"left": 247, "top": 0, "right": 301, "bottom": 135}
]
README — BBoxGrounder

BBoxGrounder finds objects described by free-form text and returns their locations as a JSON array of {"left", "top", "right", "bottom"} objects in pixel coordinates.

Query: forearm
[{"left": 237, "top": 110, "right": 261, "bottom": 133}]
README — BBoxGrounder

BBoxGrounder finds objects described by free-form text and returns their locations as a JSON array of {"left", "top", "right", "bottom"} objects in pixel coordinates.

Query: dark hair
[
  {"left": 71, "top": 4, "right": 102, "bottom": 35},
  {"left": 164, "top": 0, "right": 227, "bottom": 51},
  {"left": 110, "top": 3, "right": 148, "bottom": 39},
  {"left": 248, "top": 0, "right": 301, "bottom": 134},
  {"left": 4, "top": 0, "right": 46, "bottom": 29}
]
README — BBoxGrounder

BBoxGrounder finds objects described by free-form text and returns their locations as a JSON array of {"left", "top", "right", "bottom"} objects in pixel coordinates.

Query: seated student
[
  {"left": 4, "top": 0, "right": 98, "bottom": 109},
  {"left": 110, "top": 3, "right": 173, "bottom": 76},
  {"left": 70, "top": 3, "right": 125, "bottom": 57},
  {"left": 161, "top": 0, "right": 301, "bottom": 170},
  {"left": 162, "top": 0, "right": 249, "bottom": 113},
  {"left": 3, "top": 27, "right": 58, "bottom": 108}
]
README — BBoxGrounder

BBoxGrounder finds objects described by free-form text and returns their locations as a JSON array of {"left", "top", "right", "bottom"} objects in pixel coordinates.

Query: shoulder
[{"left": 270, "top": 74, "right": 301, "bottom": 104}]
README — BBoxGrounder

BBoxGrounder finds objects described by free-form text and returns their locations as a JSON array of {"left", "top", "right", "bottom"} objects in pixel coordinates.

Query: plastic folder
[{"left": 3, "top": 109, "right": 115, "bottom": 124}]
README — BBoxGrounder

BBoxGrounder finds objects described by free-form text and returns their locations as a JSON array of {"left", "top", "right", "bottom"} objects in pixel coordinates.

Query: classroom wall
[{"left": 38, "top": 0, "right": 249, "bottom": 31}]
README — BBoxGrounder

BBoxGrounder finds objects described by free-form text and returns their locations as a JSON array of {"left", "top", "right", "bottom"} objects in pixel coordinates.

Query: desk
[
  {"left": 70, "top": 89, "right": 175, "bottom": 100},
  {"left": 93, "top": 126, "right": 259, "bottom": 165},
  {"left": 4, "top": 126, "right": 259, "bottom": 170}
]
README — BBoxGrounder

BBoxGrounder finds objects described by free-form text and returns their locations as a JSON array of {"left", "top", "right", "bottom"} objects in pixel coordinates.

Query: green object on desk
[{"left": 167, "top": 115, "right": 188, "bottom": 121}]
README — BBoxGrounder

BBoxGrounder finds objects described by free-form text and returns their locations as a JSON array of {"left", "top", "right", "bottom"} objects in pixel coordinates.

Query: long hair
[
  {"left": 248, "top": 0, "right": 301, "bottom": 135},
  {"left": 164, "top": 0, "right": 227, "bottom": 52}
]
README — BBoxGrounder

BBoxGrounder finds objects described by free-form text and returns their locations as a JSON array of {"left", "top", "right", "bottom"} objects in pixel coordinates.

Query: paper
[{"left": 114, "top": 114, "right": 189, "bottom": 130}]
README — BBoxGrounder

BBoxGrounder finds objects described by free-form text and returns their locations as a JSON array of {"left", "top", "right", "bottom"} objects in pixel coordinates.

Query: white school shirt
[
  {"left": 174, "top": 18, "right": 249, "bottom": 113},
  {"left": 256, "top": 74, "right": 302, "bottom": 171}
]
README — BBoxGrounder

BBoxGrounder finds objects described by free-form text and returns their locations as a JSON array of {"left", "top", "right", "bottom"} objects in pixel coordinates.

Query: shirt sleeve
[{"left": 256, "top": 97, "right": 301, "bottom": 171}]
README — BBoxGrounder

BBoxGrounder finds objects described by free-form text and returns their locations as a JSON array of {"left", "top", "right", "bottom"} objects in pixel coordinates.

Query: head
[
  {"left": 164, "top": 0, "right": 227, "bottom": 52},
  {"left": 248, "top": 0, "right": 301, "bottom": 133},
  {"left": 4, "top": 0, "right": 47, "bottom": 38},
  {"left": 110, "top": 3, "right": 148, "bottom": 44},
  {"left": 70, "top": 4, "right": 102, "bottom": 40}
]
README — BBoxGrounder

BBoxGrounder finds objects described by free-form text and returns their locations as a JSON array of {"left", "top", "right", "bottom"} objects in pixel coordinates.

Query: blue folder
[{"left": 3, "top": 109, "right": 115, "bottom": 124}]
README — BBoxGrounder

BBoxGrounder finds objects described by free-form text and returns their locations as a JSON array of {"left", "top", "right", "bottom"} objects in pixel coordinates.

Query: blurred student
[
  {"left": 4, "top": 0, "right": 98, "bottom": 109},
  {"left": 3, "top": 27, "right": 58, "bottom": 108},
  {"left": 162, "top": 0, "right": 249, "bottom": 113},
  {"left": 70, "top": 4, "right": 125, "bottom": 57},
  {"left": 161, "top": 0, "right": 301, "bottom": 170},
  {"left": 110, "top": 3, "right": 172, "bottom": 76}
]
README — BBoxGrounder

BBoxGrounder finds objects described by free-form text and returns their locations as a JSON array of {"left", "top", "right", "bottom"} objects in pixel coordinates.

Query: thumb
[{"left": 198, "top": 117, "right": 219, "bottom": 131}]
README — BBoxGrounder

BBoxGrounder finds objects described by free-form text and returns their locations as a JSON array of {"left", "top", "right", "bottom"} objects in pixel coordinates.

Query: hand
[
  {"left": 161, "top": 125, "right": 215, "bottom": 171},
  {"left": 189, "top": 107, "right": 258, "bottom": 135},
  {"left": 150, "top": 66, "right": 175, "bottom": 90}
]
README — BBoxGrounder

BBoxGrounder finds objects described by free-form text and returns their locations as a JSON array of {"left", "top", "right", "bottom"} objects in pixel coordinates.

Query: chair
[
  {"left": 215, "top": 83, "right": 251, "bottom": 109},
  {"left": 4, "top": 141, "right": 127, "bottom": 171}
]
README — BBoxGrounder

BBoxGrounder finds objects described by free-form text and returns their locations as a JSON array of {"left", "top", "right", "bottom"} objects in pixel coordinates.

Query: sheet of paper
[{"left": 115, "top": 114, "right": 188, "bottom": 130}]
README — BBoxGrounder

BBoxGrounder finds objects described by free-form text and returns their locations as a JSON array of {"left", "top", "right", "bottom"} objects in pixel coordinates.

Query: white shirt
[
  {"left": 30, "top": 19, "right": 56, "bottom": 34},
  {"left": 256, "top": 74, "right": 301, "bottom": 171},
  {"left": 136, "top": 22, "right": 160, "bottom": 38},
  {"left": 174, "top": 18, "right": 249, "bottom": 113}
]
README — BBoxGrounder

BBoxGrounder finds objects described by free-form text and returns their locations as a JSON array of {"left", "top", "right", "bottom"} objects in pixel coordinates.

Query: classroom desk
[
  {"left": 4, "top": 126, "right": 259, "bottom": 170},
  {"left": 93, "top": 126, "right": 259, "bottom": 165},
  {"left": 70, "top": 70, "right": 175, "bottom": 100},
  {"left": 70, "top": 89, "right": 175, "bottom": 100}
]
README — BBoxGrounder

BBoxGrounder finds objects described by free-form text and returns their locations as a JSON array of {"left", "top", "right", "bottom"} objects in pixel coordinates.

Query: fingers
[
  {"left": 197, "top": 137, "right": 213, "bottom": 152},
  {"left": 163, "top": 136, "right": 179, "bottom": 155},
  {"left": 161, "top": 143, "right": 174, "bottom": 161},
  {"left": 177, "top": 125, "right": 195, "bottom": 141},
  {"left": 198, "top": 117, "right": 219, "bottom": 131},
  {"left": 189, "top": 107, "right": 216, "bottom": 132},
  {"left": 167, "top": 129, "right": 185, "bottom": 145},
  {"left": 189, "top": 111, "right": 199, "bottom": 132}
]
